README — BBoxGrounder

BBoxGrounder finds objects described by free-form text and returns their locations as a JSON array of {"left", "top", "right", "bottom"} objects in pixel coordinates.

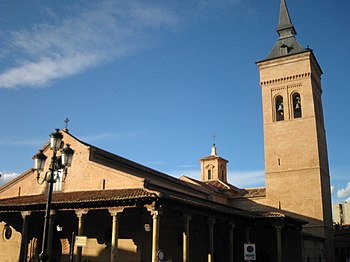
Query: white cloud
[
  {"left": 337, "top": 182, "right": 350, "bottom": 199},
  {"left": 169, "top": 169, "right": 200, "bottom": 179},
  {"left": 0, "top": 0, "right": 178, "bottom": 88},
  {"left": 0, "top": 137, "right": 46, "bottom": 147},
  {"left": 80, "top": 133, "right": 114, "bottom": 143},
  {"left": 229, "top": 170, "right": 265, "bottom": 188},
  {"left": 331, "top": 185, "right": 335, "bottom": 194},
  {"left": 0, "top": 172, "right": 20, "bottom": 187},
  {"left": 0, "top": 54, "right": 101, "bottom": 88},
  {"left": 169, "top": 168, "right": 265, "bottom": 189},
  {"left": 80, "top": 130, "right": 148, "bottom": 143}
]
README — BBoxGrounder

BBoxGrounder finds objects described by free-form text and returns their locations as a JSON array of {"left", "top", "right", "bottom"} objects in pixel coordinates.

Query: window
[
  {"left": 292, "top": 93, "right": 302, "bottom": 118},
  {"left": 53, "top": 169, "right": 63, "bottom": 192},
  {"left": 275, "top": 95, "right": 284, "bottom": 121},
  {"left": 280, "top": 44, "right": 289, "bottom": 55},
  {"left": 208, "top": 169, "right": 212, "bottom": 180}
]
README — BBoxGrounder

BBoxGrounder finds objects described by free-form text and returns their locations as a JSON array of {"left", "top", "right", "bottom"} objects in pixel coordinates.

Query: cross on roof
[
  {"left": 212, "top": 133, "right": 217, "bottom": 146},
  {"left": 64, "top": 118, "right": 70, "bottom": 132}
]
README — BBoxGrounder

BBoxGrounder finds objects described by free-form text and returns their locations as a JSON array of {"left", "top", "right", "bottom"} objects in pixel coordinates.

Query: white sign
[
  {"left": 75, "top": 236, "right": 87, "bottom": 247},
  {"left": 244, "top": 243, "right": 256, "bottom": 261}
]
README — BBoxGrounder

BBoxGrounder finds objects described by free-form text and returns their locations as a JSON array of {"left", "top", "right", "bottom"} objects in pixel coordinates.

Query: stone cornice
[{"left": 260, "top": 72, "right": 311, "bottom": 86}]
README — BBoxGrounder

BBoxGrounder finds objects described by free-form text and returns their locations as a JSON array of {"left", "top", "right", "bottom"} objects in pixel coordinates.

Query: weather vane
[{"left": 64, "top": 117, "right": 70, "bottom": 131}]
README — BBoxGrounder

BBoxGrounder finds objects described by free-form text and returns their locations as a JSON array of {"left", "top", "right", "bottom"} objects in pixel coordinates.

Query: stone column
[
  {"left": 275, "top": 225, "right": 283, "bottom": 262},
  {"left": 228, "top": 222, "right": 235, "bottom": 262},
  {"left": 183, "top": 214, "right": 191, "bottom": 262},
  {"left": 150, "top": 209, "right": 161, "bottom": 262},
  {"left": 109, "top": 208, "right": 124, "bottom": 262},
  {"left": 207, "top": 217, "right": 215, "bottom": 262},
  {"left": 19, "top": 211, "right": 31, "bottom": 262},
  {"left": 75, "top": 210, "right": 88, "bottom": 262}
]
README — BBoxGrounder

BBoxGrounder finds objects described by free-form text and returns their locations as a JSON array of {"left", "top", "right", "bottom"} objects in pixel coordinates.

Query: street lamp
[{"left": 32, "top": 129, "right": 74, "bottom": 262}]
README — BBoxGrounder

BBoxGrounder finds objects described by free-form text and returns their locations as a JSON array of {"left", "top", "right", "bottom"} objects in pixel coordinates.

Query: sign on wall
[{"left": 244, "top": 243, "right": 256, "bottom": 261}]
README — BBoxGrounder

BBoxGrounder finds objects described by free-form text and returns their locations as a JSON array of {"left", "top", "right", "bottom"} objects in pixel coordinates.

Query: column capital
[
  {"left": 75, "top": 209, "right": 88, "bottom": 218},
  {"left": 147, "top": 204, "right": 163, "bottom": 218},
  {"left": 150, "top": 210, "right": 162, "bottom": 219},
  {"left": 109, "top": 207, "right": 124, "bottom": 217},
  {"left": 21, "top": 211, "right": 31, "bottom": 219},
  {"left": 274, "top": 224, "right": 283, "bottom": 231}
]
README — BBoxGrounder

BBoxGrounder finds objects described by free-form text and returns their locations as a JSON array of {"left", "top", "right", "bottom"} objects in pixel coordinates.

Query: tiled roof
[
  {"left": 0, "top": 188, "right": 158, "bottom": 211},
  {"left": 204, "top": 180, "right": 240, "bottom": 192},
  {"left": 259, "top": 212, "right": 285, "bottom": 218},
  {"left": 231, "top": 187, "right": 266, "bottom": 199}
]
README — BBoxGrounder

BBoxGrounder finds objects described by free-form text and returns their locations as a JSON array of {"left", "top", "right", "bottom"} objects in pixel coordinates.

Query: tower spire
[
  {"left": 277, "top": 0, "right": 296, "bottom": 38},
  {"left": 263, "top": 0, "right": 306, "bottom": 60}
]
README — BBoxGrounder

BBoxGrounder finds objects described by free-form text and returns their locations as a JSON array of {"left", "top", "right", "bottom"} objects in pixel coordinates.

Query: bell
[
  {"left": 295, "top": 97, "right": 301, "bottom": 110},
  {"left": 277, "top": 103, "right": 284, "bottom": 112}
]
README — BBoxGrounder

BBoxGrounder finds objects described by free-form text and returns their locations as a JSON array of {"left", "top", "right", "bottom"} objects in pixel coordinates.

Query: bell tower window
[
  {"left": 292, "top": 93, "right": 302, "bottom": 118},
  {"left": 275, "top": 96, "right": 284, "bottom": 121},
  {"left": 208, "top": 169, "right": 212, "bottom": 180}
]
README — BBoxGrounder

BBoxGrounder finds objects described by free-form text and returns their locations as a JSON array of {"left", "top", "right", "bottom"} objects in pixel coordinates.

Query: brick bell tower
[
  {"left": 200, "top": 144, "right": 228, "bottom": 182},
  {"left": 256, "top": 0, "right": 333, "bottom": 260}
]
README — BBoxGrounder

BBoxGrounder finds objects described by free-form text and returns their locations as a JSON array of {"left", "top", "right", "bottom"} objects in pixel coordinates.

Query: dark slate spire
[
  {"left": 277, "top": 0, "right": 296, "bottom": 38},
  {"left": 265, "top": 0, "right": 306, "bottom": 60}
]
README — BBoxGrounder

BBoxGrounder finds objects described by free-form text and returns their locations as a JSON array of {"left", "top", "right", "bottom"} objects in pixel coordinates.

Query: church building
[{"left": 0, "top": 0, "right": 334, "bottom": 261}]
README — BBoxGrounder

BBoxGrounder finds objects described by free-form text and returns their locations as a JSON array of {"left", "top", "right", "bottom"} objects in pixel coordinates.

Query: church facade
[{"left": 0, "top": 0, "right": 334, "bottom": 261}]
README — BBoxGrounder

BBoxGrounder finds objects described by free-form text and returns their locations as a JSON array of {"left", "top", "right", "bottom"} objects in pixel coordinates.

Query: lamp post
[{"left": 32, "top": 129, "right": 74, "bottom": 262}]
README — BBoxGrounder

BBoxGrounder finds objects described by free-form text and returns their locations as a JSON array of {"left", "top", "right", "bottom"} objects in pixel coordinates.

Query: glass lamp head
[
  {"left": 32, "top": 150, "right": 47, "bottom": 172},
  {"left": 61, "top": 144, "right": 74, "bottom": 167},
  {"left": 50, "top": 129, "right": 63, "bottom": 151}
]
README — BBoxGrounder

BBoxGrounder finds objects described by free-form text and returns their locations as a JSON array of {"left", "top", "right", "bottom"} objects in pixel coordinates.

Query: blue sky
[{"left": 0, "top": 0, "right": 349, "bottom": 204}]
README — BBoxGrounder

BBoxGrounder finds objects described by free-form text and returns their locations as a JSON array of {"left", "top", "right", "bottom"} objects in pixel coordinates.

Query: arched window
[
  {"left": 292, "top": 93, "right": 302, "bottom": 118},
  {"left": 275, "top": 95, "right": 284, "bottom": 121},
  {"left": 208, "top": 169, "right": 212, "bottom": 180}
]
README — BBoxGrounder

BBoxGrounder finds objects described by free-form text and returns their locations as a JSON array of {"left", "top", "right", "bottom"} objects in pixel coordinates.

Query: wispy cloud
[
  {"left": 337, "top": 182, "right": 350, "bottom": 201},
  {"left": 0, "top": 137, "right": 46, "bottom": 147},
  {"left": 80, "top": 133, "right": 115, "bottom": 143},
  {"left": 331, "top": 185, "right": 335, "bottom": 194},
  {"left": 0, "top": 0, "right": 178, "bottom": 88},
  {"left": 0, "top": 172, "right": 19, "bottom": 187},
  {"left": 169, "top": 169, "right": 200, "bottom": 179},
  {"left": 169, "top": 168, "right": 265, "bottom": 188},
  {"left": 229, "top": 170, "right": 265, "bottom": 188},
  {"left": 80, "top": 130, "right": 147, "bottom": 143}
]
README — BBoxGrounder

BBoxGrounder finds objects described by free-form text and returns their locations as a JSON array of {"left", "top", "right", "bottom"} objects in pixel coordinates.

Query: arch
[
  {"left": 275, "top": 95, "right": 284, "bottom": 121},
  {"left": 206, "top": 164, "right": 214, "bottom": 180},
  {"left": 292, "top": 92, "right": 302, "bottom": 118},
  {"left": 208, "top": 169, "right": 212, "bottom": 180}
]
